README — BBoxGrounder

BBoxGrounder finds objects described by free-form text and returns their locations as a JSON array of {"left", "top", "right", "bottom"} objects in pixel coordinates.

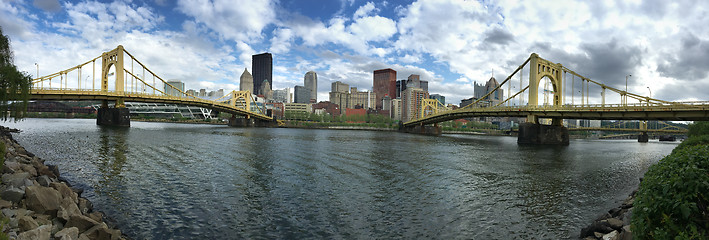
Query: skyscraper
[
  {"left": 294, "top": 86, "right": 310, "bottom": 104},
  {"left": 373, "top": 68, "right": 396, "bottom": 110},
  {"left": 165, "top": 80, "right": 184, "bottom": 97},
  {"left": 239, "top": 68, "right": 253, "bottom": 93},
  {"left": 304, "top": 71, "right": 317, "bottom": 103},
  {"left": 252, "top": 53, "right": 272, "bottom": 95}
]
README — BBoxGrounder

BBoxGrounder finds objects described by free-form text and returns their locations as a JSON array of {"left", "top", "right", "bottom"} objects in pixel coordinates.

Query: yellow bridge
[
  {"left": 31, "top": 45, "right": 274, "bottom": 126},
  {"left": 404, "top": 53, "right": 709, "bottom": 144}
]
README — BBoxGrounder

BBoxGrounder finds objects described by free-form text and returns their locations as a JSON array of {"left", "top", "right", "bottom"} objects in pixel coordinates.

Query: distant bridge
[
  {"left": 403, "top": 53, "right": 709, "bottom": 144},
  {"left": 31, "top": 45, "right": 273, "bottom": 127}
]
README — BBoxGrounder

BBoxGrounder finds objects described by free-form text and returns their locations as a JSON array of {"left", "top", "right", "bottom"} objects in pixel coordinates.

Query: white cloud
[
  {"left": 353, "top": 2, "right": 376, "bottom": 19},
  {"left": 176, "top": 0, "right": 276, "bottom": 42}
]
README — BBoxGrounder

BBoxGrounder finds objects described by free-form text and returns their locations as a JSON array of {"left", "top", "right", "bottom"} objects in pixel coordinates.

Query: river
[{"left": 4, "top": 118, "right": 677, "bottom": 239}]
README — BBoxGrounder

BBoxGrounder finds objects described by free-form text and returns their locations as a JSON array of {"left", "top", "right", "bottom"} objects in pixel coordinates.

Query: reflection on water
[
  {"left": 96, "top": 127, "right": 128, "bottom": 204},
  {"left": 3, "top": 119, "right": 678, "bottom": 239}
]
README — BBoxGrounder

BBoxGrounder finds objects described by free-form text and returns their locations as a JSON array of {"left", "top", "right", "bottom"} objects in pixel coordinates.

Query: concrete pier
[
  {"left": 97, "top": 107, "right": 131, "bottom": 127},
  {"left": 638, "top": 132, "right": 649, "bottom": 142},
  {"left": 228, "top": 117, "right": 254, "bottom": 127},
  {"left": 399, "top": 124, "right": 442, "bottom": 135},
  {"left": 517, "top": 123, "right": 569, "bottom": 145}
]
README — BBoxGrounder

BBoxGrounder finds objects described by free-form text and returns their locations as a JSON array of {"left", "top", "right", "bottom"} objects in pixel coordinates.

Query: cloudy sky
[{"left": 1, "top": 0, "right": 708, "bottom": 105}]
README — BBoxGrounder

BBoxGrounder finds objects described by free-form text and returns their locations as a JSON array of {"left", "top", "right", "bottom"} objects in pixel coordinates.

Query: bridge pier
[
  {"left": 638, "top": 132, "right": 649, "bottom": 142},
  {"left": 517, "top": 122, "right": 569, "bottom": 145},
  {"left": 228, "top": 116, "right": 254, "bottom": 127},
  {"left": 399, "top": 123, "right": 442, "bottom": 135},
  {"left": 97, "top": 107, "right": 130, "bottom": 127}
]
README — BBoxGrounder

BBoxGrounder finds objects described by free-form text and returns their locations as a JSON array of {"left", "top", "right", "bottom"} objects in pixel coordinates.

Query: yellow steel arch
[{"left": 528, "top": 53, "right": 563, "bottom": 124}]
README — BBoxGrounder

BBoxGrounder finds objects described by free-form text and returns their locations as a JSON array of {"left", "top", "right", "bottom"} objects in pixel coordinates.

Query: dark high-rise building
[
  {"left": 373, "top": 68, "right": 396, "bottom": 110},
  {"left": 294, "top": 85, "right": 310, "bottom": 104},
  {"left": 252, "top": 53, "right": 272, "bottom": 95}
]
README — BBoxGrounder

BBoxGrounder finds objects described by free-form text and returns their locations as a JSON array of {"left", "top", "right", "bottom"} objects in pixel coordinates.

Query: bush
[
  {"left": 688, "top": 121, "right": 709, "bottom": 138},
  {"left": 631, "top": 144, "right": 709, "bottom": 239}
]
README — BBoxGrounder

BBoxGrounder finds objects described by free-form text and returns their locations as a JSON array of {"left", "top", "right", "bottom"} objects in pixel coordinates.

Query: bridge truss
[
  {"left": 30, "top": 45, "right": 271, "bottom": 122},
  {"left": 405, "top": 53, "right": 709, "bottom": 128}
]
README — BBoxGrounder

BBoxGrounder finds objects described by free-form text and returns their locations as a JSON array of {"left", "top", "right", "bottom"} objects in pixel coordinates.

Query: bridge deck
[
  {"left": 404, "top": 103, "right": 709, "bottom": 127},
  {"left": 31, "top": 89, "right": 272, "bottom": 121}
]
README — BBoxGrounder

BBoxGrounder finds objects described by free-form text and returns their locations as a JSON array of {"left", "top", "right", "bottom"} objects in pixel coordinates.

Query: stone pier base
[
  {"left": 228, "top": 117, "right": 254, "bottom": 127},
  {"left": 518, "top": 123, "right": 569, "bottom": 145},
  {"left": 638, "top": 132, "right": 649, "bottom": 142},
  {"left": 97, "top": 107, "right": 130, "bottom": 127},
  {"left": 399, "top": 125, "right": 442, "bottom": 135}
]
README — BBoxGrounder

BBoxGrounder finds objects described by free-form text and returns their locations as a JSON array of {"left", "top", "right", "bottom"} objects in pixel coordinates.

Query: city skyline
[{"left": 2, "top": 0, "right": 709, "bottom": 105}]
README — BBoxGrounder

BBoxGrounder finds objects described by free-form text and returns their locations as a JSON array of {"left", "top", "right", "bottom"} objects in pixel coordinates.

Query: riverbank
[
  {"left": 579, "top": 185, "right": 637, "bottom": 239},
  {"left": 0, "top": 126, "right": 125, "bottom": 239}
]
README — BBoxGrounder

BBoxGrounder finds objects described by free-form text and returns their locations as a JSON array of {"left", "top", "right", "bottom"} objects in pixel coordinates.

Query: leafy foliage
[
  {"left": 688, "top": 121, "right": 709, "bottom": 138},
  {"left": 632, "top": 122, "right": 709, "bottom": 239},
  {"left": 0, "top": 26, "right": 31, "bottom": 121}
]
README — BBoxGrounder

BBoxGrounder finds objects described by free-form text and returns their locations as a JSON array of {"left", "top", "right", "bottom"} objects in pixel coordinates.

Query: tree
[{"left": 0, "top": 27, "right": 31, "bottom": 121}]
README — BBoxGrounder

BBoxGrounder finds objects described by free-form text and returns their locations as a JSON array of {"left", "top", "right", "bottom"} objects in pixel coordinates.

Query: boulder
[
  {"left": 55, "top": 227, "right": 79, "bottom": 240},
  {"left": 18, "top": 216, "right": 39, "bottom": 231},
  {"left": 2, "top": 172, "right": 30, "bottom": 188},
  {"left": 20, "top": 164, "right": 37, "bottom": 177},
  {"left": 4, "top": 161, "right": 22, "bottom": 172},
  {"left": 78, "top": 198, "right": 92, "bottom": 215},
  {"left": 88, "top": 211, "right": 104, "bottom": 223},
  {"left": 622, "top": 208, "right": 633, "bottom": 226},
  {"left": 0, "top": 199, "right": 11, "bottom": 208},
  {"left": 50, "top": 182, "right": 78, "bottom": 204},
  {"left": 602, "top": 230, "right": 618, "bottom": 240},
  {"left": 25, "top": 186, "right": 63, "bottom": 215},
  {"left": 17, "top": 224, "right": 51, "bottom": 240},
  {"left": 51, "top": 217, "right": 64, "bottom": 235},
  {"left": 83, "top": 223, "right": 107, "bottom": 240},
  {"left": 65, "top": 215, "right": 99, "bottom": 233},
  {"left": 57, "top": 197, "right": 82, "bottom": 222},
  {"left": 580, "top": 220, "right": 614, "bottom": 238},
  {"left": 1, "top": 208, "right": 16, "bottom": 218},
  {"left": 78, "top": 233, "right": 90, "bottom": 240},
  {"left": 619, "top": 225, "right": 633, "bottom": 240},
  {"left": 1, "top": 186, "right": 25, "bottom": 203},
  {"left": 607, "top": 218, "right": 624, "bottom": 230},
  {"left": 34, "top": 214, "right": 52, "bottom": 226},
  {"left": 37, "top": 175, "right": 52, "bottom": 187},
  {"left": 37, "top": 165, "right": 56, "bottom": 179}
]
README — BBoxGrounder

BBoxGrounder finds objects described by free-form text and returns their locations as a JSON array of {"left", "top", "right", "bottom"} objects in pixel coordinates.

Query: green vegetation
[
  {"left": 632, "top": 121, "right": 709, "bottom": 239},
  {"left": 0, "top": 26, "right": 32, "bottom": 121}
]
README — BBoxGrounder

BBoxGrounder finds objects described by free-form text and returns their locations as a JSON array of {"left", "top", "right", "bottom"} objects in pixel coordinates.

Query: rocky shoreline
[
  {"left": 579, "top": 185, "right": 638, "bottom": 240},
  {"left": 0, "top": 126, "right": 125, "bottom": 240}
]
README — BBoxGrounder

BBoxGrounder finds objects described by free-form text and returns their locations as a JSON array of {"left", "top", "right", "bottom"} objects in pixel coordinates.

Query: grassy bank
[{"left": 631, "top": 122, "right": 709, "bottom": 239}]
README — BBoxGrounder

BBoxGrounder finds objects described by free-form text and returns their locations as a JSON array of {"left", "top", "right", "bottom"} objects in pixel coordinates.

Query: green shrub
[
  {"left": 688, "top": 121, "right": 709, "bottom": 138},
  {"left": 674, "top": 135, "right": 709, "bottom": 153},
  {"left": 631, "top": 144, "right": 709, "bottom": 239}
]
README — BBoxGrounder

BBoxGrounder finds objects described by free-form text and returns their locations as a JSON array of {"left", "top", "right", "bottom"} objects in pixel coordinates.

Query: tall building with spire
[
  {"left": 304, "top": 71, "right": 317, "bottom": 103},
  {"left": 252, "top": 53, "right": 272, "bottom": 95},
  {"left": 239, "top": 68, "right": 253, "bottom": 93}
]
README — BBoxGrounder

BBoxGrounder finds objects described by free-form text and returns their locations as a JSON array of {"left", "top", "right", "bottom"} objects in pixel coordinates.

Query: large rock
[
  {"left": 18, "top": 216, "right": 39, "bottom": 231},
  {"left": 57, "top": 197, "right": 82, "bottom": 222},
  {"left": 607, "top": 218, "right": 624, "bottom": 230},
  {"left": 602, "top": 230, "right": 619, "bottom": 240},
  {"left": 580, "top": 220, "right": 614, "bottom": 238},
  {"left": 65, "top": 215, "right": 99, "bottom": 233},
  {"left": 17, "top": 224, "right": 51, "bottom": 240},
  {"left": 78, "top": 198, "right": 92, "bottom": 215},
  {"left": 51, "top": 182, "right": 78, "bottom": 204},
  {"left": 37, "top": 175, "right": 52, "bottom": 187},
  {"left": 1, "top": 185, "right": 25, "bottom": 203},
  {"left": 2, "top": 172, "right": 30, "bottom": 188},
  {"left": 25, "top": 186, "right": 63, "bottom": 215},
  {"left": 55, "top": 227, "right": 79, "bottom": 240},
  {"left": 21, "top": 164, "right": 37, "bottom": 177},
  {"left": 37, "top": 165, "right": 57, "bottom": 179}
]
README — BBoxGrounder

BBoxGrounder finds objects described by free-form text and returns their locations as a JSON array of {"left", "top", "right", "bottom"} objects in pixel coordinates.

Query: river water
[{"left": 4, "top": 118, "right": 677, "bottom": 239}]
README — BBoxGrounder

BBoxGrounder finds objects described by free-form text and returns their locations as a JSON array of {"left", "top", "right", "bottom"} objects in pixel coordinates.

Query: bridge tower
[
  {"left": 518, "top": 53, "right": 569, "bottom": 145},
  {"left": 97, "top": 45, "right": 130, "bottom": 127}
]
